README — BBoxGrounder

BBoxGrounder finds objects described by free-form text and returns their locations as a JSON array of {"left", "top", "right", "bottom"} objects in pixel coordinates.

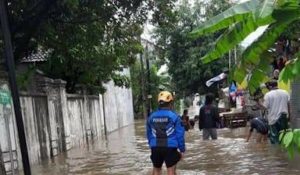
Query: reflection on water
[{"left": 29, "top": 120, "right": 300, "bottom": 175}]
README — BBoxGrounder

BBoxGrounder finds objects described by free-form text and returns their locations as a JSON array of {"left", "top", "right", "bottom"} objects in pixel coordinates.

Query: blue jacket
[{"left": 146, "top": 109, "right": 185, "bottom": 152}]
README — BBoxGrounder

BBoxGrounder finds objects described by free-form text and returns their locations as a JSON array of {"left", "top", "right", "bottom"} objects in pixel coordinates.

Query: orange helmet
[{"left": 158, "top": 91, "right": 174, "bottom": 103}]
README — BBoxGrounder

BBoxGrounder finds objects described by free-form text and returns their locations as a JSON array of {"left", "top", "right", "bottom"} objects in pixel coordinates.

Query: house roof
[{"left": 21, "top": 49, "right": 52, "bottom": 63}]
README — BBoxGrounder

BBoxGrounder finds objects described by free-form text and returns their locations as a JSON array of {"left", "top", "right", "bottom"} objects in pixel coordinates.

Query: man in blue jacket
[{"left": 147, "top": 91, "right": 185, "bottom": 175}]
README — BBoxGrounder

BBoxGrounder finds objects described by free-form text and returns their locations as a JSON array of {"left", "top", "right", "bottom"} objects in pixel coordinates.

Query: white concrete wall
[
  {"left": 104, "top": 81, "right": 134, "bottom": 133},
  {"left": 0, "top": 69, "right": 135, "bottom": 171},
  {"left": 65, "top": 95, "right": 106, "bottom": 148},
  {"left": 88, "top": 97, "right": 104, "bottom": 138},
  {"left": 47, "top": 95, "right": 60, "bottom": 156},
  {"left": 0, "top": 83, "right": 18, "bottom": 172},
  {"left": 20, "top": 96, "right": 41, "bottom": 163},
  {"left": 103, "top": 81, "right": 121, "bottom": 132},
  {"left": 98, "top": 95, "right": 106, "bottom": 135},
  {"left": 67, "top": 97, "right": 86, "bottom": 148}
]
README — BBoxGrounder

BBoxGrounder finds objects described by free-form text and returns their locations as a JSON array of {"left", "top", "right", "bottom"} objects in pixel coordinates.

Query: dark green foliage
[
  {"left": 154, "top": 0, "right": 230, "bottom": 97},
  {"left": 130, "top": 55, "right": 171, "bottom": 116},
  {"left": 279, "top": 129, "right": 300, "bottom": 159},
  {"left": 16, "top": 65, "right": 35, "bottom": 91},
  {"left": 130, "top": 60, "right": 144, "bottom": 115},
  {"left": 2, "top": 0, "right": 171, "bottom": 93}
]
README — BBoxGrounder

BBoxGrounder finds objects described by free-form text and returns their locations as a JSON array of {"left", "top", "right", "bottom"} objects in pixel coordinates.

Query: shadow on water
[{"left": 28, "top": 120, "right": 300, "bottom": 175}]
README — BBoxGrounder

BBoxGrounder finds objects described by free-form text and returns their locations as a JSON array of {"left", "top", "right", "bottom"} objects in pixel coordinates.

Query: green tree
[
  {"left": 1, "top": 0, "right": 173, "bottom": 93},
  {"left": 154, "top": 0, "right": 231, "bottom": 97},
  {"left": 130, "top": 55, "right": 171, "bottom": 117}
]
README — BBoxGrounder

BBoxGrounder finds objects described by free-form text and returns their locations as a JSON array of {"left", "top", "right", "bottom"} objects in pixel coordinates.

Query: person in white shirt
[{"left": 257, "top": 80, "right": 290, "bottom": 144}]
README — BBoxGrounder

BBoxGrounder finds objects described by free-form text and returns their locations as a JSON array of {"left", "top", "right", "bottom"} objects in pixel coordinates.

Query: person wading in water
[
  {"left": 246, "top": 116, "right": 269, "bottom": 143},
  {"left": 256, "top": 80, "right": 290, "bottom": 144},
  {"left": 146, "top": 91, "right": 185, "bottom": 175},
  {"left": 199, "top": 93, "right": 220, "bottom": 140},
  {"left": 181, "top": 109, "right": 191, "bottom": 131}
]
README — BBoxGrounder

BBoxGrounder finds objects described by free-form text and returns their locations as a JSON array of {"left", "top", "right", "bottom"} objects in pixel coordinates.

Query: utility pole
[
  {"left": 228, "top": 50, "right": 231, "bottom": 70},
  {"left": 145, "top": 44, "right": 152, "bottom": 116},
  {"left": 139, "top": 52, "right": 147, "bottom": 119},
  {"left": 234, "top": 46, "right": 237, "bottom": 64},
  {"left": 0, "top": 0, "right": 31, "bottom": 174}
]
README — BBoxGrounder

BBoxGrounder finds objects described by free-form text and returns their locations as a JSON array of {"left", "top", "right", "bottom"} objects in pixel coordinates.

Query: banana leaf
[
  {"left": 189, "top": 0, "right": 260, "bottom": 38},
  {"left": 242, "top": 8, "right": 300, "bottom": 66},
  {"left": 197, "top": 0, "right": 276, "bottom": 64},
  {"left": 255, "top": 0, "right": 276, "bottom": 18},
  {"left": 277, "top": 0, "right": 300, "bottom": 8},
  {"left": 201, "top": 15, "right": 273, "bottom": 64},
  {"left": 233, "top": 66, "right": 248, "bottom": 84},
  {"left": 279, "top": 56, "right": 300, "bottom": 83},
  {"left": 248, "top": 69, "right": 269, "bottom": 93}
]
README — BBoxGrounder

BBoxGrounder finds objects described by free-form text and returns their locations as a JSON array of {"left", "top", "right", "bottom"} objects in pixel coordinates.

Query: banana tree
[
  {"left": 190, "top": 0, "right": 300, "bottom": 157},
  {"left": 190, "top": 0, "right": 300, "bottom": 93}
]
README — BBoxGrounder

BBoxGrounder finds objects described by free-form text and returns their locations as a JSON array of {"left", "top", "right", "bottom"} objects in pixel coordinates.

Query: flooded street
[{"left": 30, "top": 120, "right": 300, "bottom": 175}]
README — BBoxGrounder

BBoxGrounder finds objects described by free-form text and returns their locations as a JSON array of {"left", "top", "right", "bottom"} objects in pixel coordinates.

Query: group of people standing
[{"left": 146, "top": 80, "right": 290, "bottom": 175}]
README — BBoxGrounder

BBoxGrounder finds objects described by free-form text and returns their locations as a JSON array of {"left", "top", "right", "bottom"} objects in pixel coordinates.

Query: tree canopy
[
  {"left": 153, "top": 0, "right": 231, "bottom": 96},
  {"left": 2, "top": 0, "right": 174, "bottom": 93}
]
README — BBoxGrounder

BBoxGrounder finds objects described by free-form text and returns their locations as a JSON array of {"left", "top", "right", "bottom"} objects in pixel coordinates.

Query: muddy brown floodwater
[{"left": 28, "top": 120, "right": 300, "bottom": 175}]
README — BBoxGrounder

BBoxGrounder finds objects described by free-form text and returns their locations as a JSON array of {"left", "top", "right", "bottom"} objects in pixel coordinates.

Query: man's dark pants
[{"left": 269, "top": 114, "right": 288, "bottom": 144}]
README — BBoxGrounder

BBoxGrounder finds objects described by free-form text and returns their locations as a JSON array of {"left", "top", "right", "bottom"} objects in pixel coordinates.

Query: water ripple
[{"left": 29, "top": 120, "right": 300, "bottom": 175}]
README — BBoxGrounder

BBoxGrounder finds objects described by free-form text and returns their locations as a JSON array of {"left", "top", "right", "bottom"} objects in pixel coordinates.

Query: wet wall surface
[{"left": 28, "top": 120, "right": 300, "bottom": 175}]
